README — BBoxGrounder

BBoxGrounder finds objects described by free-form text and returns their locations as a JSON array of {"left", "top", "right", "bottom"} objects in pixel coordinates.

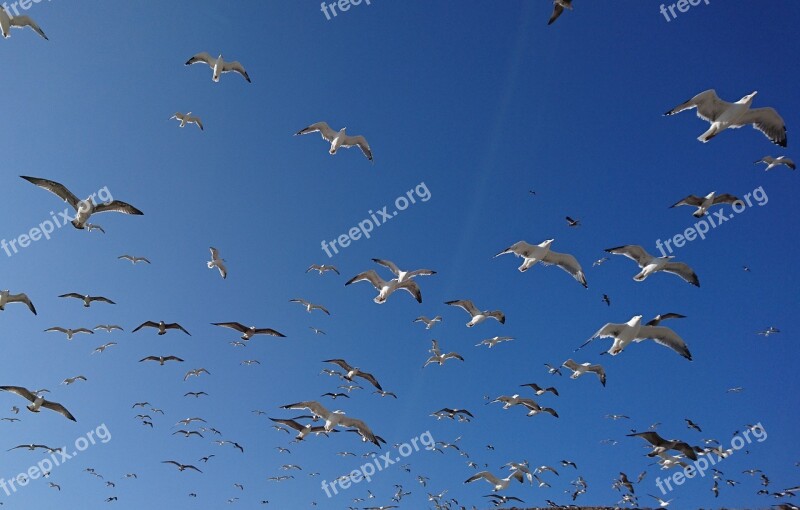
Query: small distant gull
[
  {"left": 345, "top": 270, "right": 422, "bottom": 304},
  {"left": 86, "top": 224, "right": 105, "bottom": 233},
  {"left": 0, "top": 290, "right": 36, "bottom": 314},
  {"left": 94, "top": 324, "right": 123, "bottom": 332},
  {"left": 8, "top": 443, "right": 62, "bottom": 453},
  {"left": 565, "top": 216, "right": 580, "bottom": 227},
  {"left": 59, "top": 293, "right": 116, "bottom": 307},
  {"left": 464, "top": 470, "right": 525, "bottom": 491},
  {"left": 593, "top": 257, "right": 609, "bottom": 267},
  {"left": 139, "top": 355, "right": 184, "bottom": 365},
  {"left": 548, "top": 0, "right": 573, "bottom": 25},
  {"left": 645, "top": 313, "right": 686, "bottom": 327},
  {"left": 21, "top": 176, "right": 143, "bottom": 229},
  {"left": 45, "top": 327, "right": 94, "bottom": 340},
  {"left": 295, "top": 121, "right": 373, "bottom": 162},
  {"left": 413, "top": 316, "right": 442, "bottom": 329},
  {"left": 519, "top": 383, "right": 559, "bottom": 396},
  {"left": 562, "top": 359, "right": 606, "bottom": 386},
  {"left": 184, "top": 391, "right": 208, "bottom": 398},
  {"left": 322, "top": 359, "right": 383, "bottom": 391},
  {"left": 757, "top": 326, "right": 780, "bottom": 336},
  {"left": 308, "top": 327, "right": 326, "bottom": 335},
  {"left": 671, "top": 191, "right": 739, "bottom": 217},
  {"left": 162, "top": 461, "right": 202, "bottom": 473},
  {"left": 605, "top": 245, "right": 699, "bottom": 286},
  {"left": 118, "top": 255, "right": 151, "bottom": 264},
  {"left": 561, "top": 460, "right": 577, "bottom": 469},
  {"left": 685, "top": 418, "right": 702, "bottom": 432},
  {"left": 374, "top": 390, "right": 397, "bottom": 398},
  {"left": 665, "top": 89, "right": 787, "bottom": 147},
  {"left": 649, "top": 494, "right": 674, "bottom": 508},
  {"left": 0, "top": 386, "right": 76, "bottom": 421},
  {"left": 726, "top": 386, "right": 744, "bottom": 393},
  {"left": 445, "top": 299, "right": 505, "bottom": 327},
  {"left": 495, "top": 239, "right": 587, "bottom": 287},
  {"left": 241, "top": 359, "right": 261, "bottom": 366},
  {"left": 62, "top": 376, "right": 87, "bottom": 385},
  {"left": 0, "top": 7, "right": 48, "bottom": 39},
  {"left": 212, "top": 322, "right": 286, "bottom": 340},
  {"left": 133, "top": 321, "right": 191, "bottom": 336},
  {"left": 755, "top": 155, "right": 795, "bottom": 171},
  {"left": 169, "top": 112, "right": 203, "bottom": 131},
  {"left": 185, "top": 52, "right": 250, "bottom": 82},
  {"left": 208, "top": 247, "right": 227, "bottom": 279},
  {"left": 306, "top": 264, "right": 339, "bottom": 275},
  {"left": 544, "top": 363, "right": 562, "bottom": 376},
  {"left": 605, "top": 414, "right": 630, "bottom": 420},
  {"left": 578, "top": 314, "right": 692, "bottom": 360},
  {"left": 321, "top": 392, "right": 348, "bottom": 400},
  {"left": 424, "top": 339, "right": 464, "bottom": 367},
  {"left": 290, "top": 298, "right": 330, "bottom": 315},
  {"left": 431, "top": 408, "right": 473, "bottom": 421},
  {"left": 184, "top": 368, "right": 211, "bottom": 381},
  {"left": 602, "top": 294, "right": 610, "bottom": 306},
  {"left": 475, "top": 336, "right": 515, "bottom": 348}
]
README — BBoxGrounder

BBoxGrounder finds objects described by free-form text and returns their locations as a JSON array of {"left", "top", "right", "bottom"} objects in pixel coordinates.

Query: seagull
[
  {"left": 464, "top": 470, "right": 525, "bottom": 491},
  {"left": 548, "top": 0, "right": 573, "bottom": 25},
  {"left": 577, "top": 315, "right": 693, "bottom": 360},
  {"left": 374, "top": 390, "right": 397, "bottom": 398},
  {"left": 665, "top": 89, "right": 787, "bottom": 147},
  {"left": 544, "top": 363, "right": 562, "bottom": 376},
  {"left": 45, "top": 327, "right": 94, "bottom": 340},
  {"left": 306, "top": 264, "right": 339, "bottom": 275},
  {"left": 139, "top": 355, "right": 184, "bottom": 365},
  {"left": 58, "top": 293, "right": 116, "bottom": 307},
  {"left": 86, "top": 223, "right": 105, "bottom": 233},
  {"left": 413, "top": 316, "right": 442, "bottom": 329},
  {"left": 519, "top": 383, "right": 559, "bottom": 396},
  {"left": 605, "top": 245, "right": 699, "bottom": 286},
  {"left": 593, "top": 257, "right": 609, "bottom": 267},
  {"left": 0, "top": 7, "right": 47, "bottom": 39},
  {"left": 184, "top": 368, "right": 211, "bottom": 381},
  {"left": 207, "top": 247, "right": 227, "bottom": 279},
  {"left": 308, "top": 327, "right": 326, "bottom": 335},
  {"left": 94, "top": 324, "right": 123, "bottom": 332},
  {"left": 345, "top": 270, "right": 422, "bottom": 304},
  {"left": 726, "top": 387, "right": 744, "bottom": 393},
  {"left": 290, "top": 299, "right": 330, "bottom": 315},
  {"left": 185, "top": 52, "right": 250, "bottom": 82},
  {"left": 240, "top": 359, "right": 261, "bottom": 366},
  {"left": 8, "top": 444, "right": 62, "bottom": 453},
  {"left": 0, "top": 290, "right": 36, "bottom": 315},
  {"left": 0, "top": 386, "right": 76, "bottom": 421},
  {"left": 295, "top": 121, "right": 373, "bottom": 161},
  {"left": 445, "top": 299, "right": 505, "bottom": 327},
  {"left": 562, "top": 359, "right": 606, "bottom": 386},
  {"left": 118, "top": 255, "right": 151, "bottom": 264},
  {"left": 322, "top": 359, "right": 383, "bottom": 391},
  {"left": 62, "top": 376, "right": 87, "bottom": 385},
  {"left": 162, "top": 461, "right": 202, "bottom": 473},
  {"left": 602, "top": 294, "right": 611, "bottom": 306},
  {"left": 132, "top": 321, "right": 191, "bottom": 336},
  {"left": 565, "top": 216, "right": 580, "bottom": 227},
  {"left": 755, "top": 155, "right": 795, "bottom": 171},
  {"left": 280, "top": 401, "right": 381, "bottom": 447},
  {"left": 645, "top": 313, "right": 686, "bottom": 327},
  {"left": 372, "top": 258, "right": 436, "bottom": 283},
  {"left": 212, "top": 322, "right": 285, "bottom": 340},
  {"left": 169, "top": 112, "right": 203, "bottom": 130},
  {"left": 424, "top": 339, "right": 464, "bottom": 367},
  {"left": 494, "top": 240, "right": 587, "bottom": 287},
  {"left": 627, "top": 431, "right": 699, "bottom": 461},
  {"left": 475, "top": 336, "right": 515, "bottom": 348},
  {"left": 21, "top": 176, "right": 143, "bottom": 229},
  {"left": 757, "top": 326, "right": 780, "bottom": 337},
  {"left": 670, "top": 192, "right": 740, "bottom": 217}
]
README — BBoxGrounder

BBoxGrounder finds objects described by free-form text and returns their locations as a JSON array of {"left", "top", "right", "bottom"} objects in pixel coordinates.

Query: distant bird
[
  {"left": 593, "top": 257, "right": 609, "bottom": 267},
  {"left": 605, "top": 245, "right": 699, "bottom": 286},
  {"left": 645, "top": 313, "right": 686, "bottom": 327},
  {"left": 345, "top": 270, "right": 422, "bottom": 304},
  {"left": 562, "top": 359, "right": 606, "bottom": 386},
  {"left": 86, "top": 223, "right": 105, "bottom": 233},
  {"left": 372, "top": 258, "right": 436, "bottom": 283},
  {"left": 464, "top": 470, "right": 525, "bottom": 491},
  {"left": 212, "top": 322, "right": 285, "bottom": 340},
  {"left": 185, "top": 52, "right": 250, "bottom": 82},
  {"left": 560, "top": 460, "right": 577, "bottom": 469},
  {"left": 475, "top": 336, "right": 515, "bottom": 348},
  {"left": 670, "top": 192, "right": 740, "bottom": 217},
  {"left": 162, "top": 461, "right": 202, "bottom": 473},
  {"left": 62, "top": 376, "right": 87, "bottom": 385},
  {"left": 59, "top": 293, "right": 116, "bottom": 307},
  {"left": 726, "top": 387, "right": 744, "bottom": 393},
  {"left": 547, "top": 0, "right": 573, "bottom": 25},
  {"left": 605, "top": 414, "right": 630, "bottom": 420},
  {"left": 133, "top": 321, "right": 191, "bottom": 336},
  {"left": 685, "top": 418, "right": 702, "bottom": 432},
  {"left": 664, "top": 89, "right": 787, "bottom": 147},
  {"left": 648, "top": 494, "right": 673, "bottom": 507},
  {"left": 322, "top": 359, "right": 383, "bottom": 391},
  {"left": 240, "top": 359, "right": 261, "bottom": 366},
  {"left": 519, "top": 383, "right": 559, "bottom": 396},
  {"left": 306, "top": 264, "right": 339, "bottom": 275},
  {"left": 91, "top": 342, "right": 117, "bottom": 354},
  {"left": 169, "top": 112, "right": 203, "bottom": 130},
  {"left": 755, "top": 155, "right": 795, "bottom": 171},
  {"left": 495, "top": 239, "right": 587, "bottom": 287},
  {"left": 424, "top": 339, "right": 464, "bottom": 367},
  {"left": 0, "top": 7, "right": 48, "bottom": 39},
  {"left": 207, "top": 247, "right": 227, "bottom": 279},
  {"left": 0, "top": 386, "right": 76, "bottom": 421},
  {"left": 578, "top": 314, "right": 693, "bottom": 360},
  {"left": 757, "top": 326, "right": 780, "bottom": 337},
  {"left": 565, "top": 216, "right": 580, "bottom": 227},
  {"left": 184, "top": 391, "right": 208, "bottom": 398},
  {"left": 445, "top": 299, "right": 505, "bottom": 327},
  {"left": 544, "top": 363, "right": 562, "bottom": 376},
  {"left": 431, "top": 408, "right": 474, "bottom": 421},
  {"left": 0, "top": 290, "right": 37, "bottom": 315},
  {"left": 321, "top": 392, "right": 349, "bottom": 400},
  {"left": 602, "top": 294, "right": 611, "bottom": 306},
  {"left": 413, "top": 316, "right": 442, "bottom": 329},
  {"left": 627, "top": 431, "right": 699, "bottom": 461},
  {"left": 295, "top": 121, "right": 373, "bottom": 161},
  {"left": 290, "top": 299, "right": 330, "bottom": 315},
  {"left": 139, "top": 355, "right": 184, "bottom": 365},
  {"left": 94, "top": 324, "right": 123, "bottom": 333},
  {"left": 184, "top": 368, "right": 211, "bottom": 381},
  {"left": 374, "top": 390, "right": 397, "bottom": 398},
  {"left": 21, "top": 176, "right": 143, "bottom": 229},
  {"left": 268, "top": 418, "right": 331, "bottom": 442},
  {"left": 45, "top": 327, "right": 94, "bottom": 340},
  {"left": 118, "top": 255, "right": 151, "bottom": 264}
]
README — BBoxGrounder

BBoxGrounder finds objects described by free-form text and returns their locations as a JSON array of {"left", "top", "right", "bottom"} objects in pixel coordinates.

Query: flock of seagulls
[{"left": 0, "top": 2, "right": 795, "bottom": 509}]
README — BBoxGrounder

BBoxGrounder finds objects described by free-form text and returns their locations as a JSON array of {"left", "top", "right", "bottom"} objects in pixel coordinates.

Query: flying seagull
[
  {"left": 118, "top": 255, "right": 151, "bottom": 264},
  {"left": 322, "top": 359, "right": 383, "bottom": 391},
  {"left": 212, "top": 322, "right": 286, "bottom": 340},
  {"left": 306, "top": 264, "right": 339, "bottom": 275},
  {"left": 207, "top": 247, "right": 227, "bottom": 279},
  {"left": 21, "top": 176, "right": 143, "bottom": 229},
  {"left": 345, "top": 270, "right": 422, "bottom": 304},
  {"left": 45, "top": 327, "right": 94, "bottom": 340},
  {"left": 475, "top": 336, "right": 515, "bottom": 348},
  {"left": 413, "top": 316, "right": 442, "bottom": 329},
  {"left": 562, "top": 359, "right": 606, "bottom": 386},
  {"left": 627, "top": 431, "right": 699, "bottom": 461},
  {"left": 445, "top": 299, "right": 505, "bottom": 327},
  {"left": 184, "top": 368, "right": 211, "bottom": 381},
  {"left": 670, "top": 192, "right": 740, "bottom": 217},
  {"left": 371, "top": 258, "right": 436, "bottom": 282},
  {"left": 0, "top": 386, "right": 76, "bottom": 421},
  {"left": 565, "top": 216, "right": 580, "bottom": 227},
  {"left": 139, "top": 355, "right": 184, "bottom": 365},
  {"left": 295, "top": 121, "right": 373, "bottom": 161},
  {"left": 464, "top": 470, "right": 525, "bottom": 491},
  {"left": 0, "top": 7, "right": 47, "bottom": 39},
  {"left": 548, "top": 0, "right": 573, "bottom": 25},
  {"left": 94, "top": 324, "right": 123, "bottom": 332},
  {"left": 133, "top": 321, "right": 191, "bottom": 336},
  {"left": 605, "top": 245, "right": 699, "bottom": 286},
  {"left": 268, "top": 418, "right": 331, "bottom": 442},
  {"left": 755, "top": 155, "right": 795, "bottom": 171},
  {"left": 169, "top": 112, "right": 203, "bottom": 130},
  {"left": 424, "top": 339, "right": 464, "bottom": 367},
  {"left": 280, "top": 401, "right": 381, "bottom": 447},
  {"left": 290, "top": 299, "right": 330, "bottom": 315},
  {"left": 577, "top": 314, "right": 693, "bottom": 360},
  {"left": 519, "top": 383, "right": 559, "bottom": 396},
  {"left": 162, "top": 461, "right": 202, "bottom": 473},
  {"left": 664, "top": 89, "right": 787, "bottom": 147},
  {"left": 185, "top": 52, "right": 250, "bottom": 82},
  {"left": 495, "top": 239, "right": 587, "bottom": 287},
  {"left": 62, "top": 376, "right": 87, "bottom": 385},
  {"left": 91, "top": 342, "right": 117, "bottom": 354},
  {"left": 0, "top": 290, "right": 37, "bottom": 315},
  {"left": 59, "top": 293, "right": 116, "bottom": 307}
]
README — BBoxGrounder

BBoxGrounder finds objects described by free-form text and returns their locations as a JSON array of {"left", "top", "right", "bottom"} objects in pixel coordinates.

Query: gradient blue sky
[{"left": 0, "top": 1, "right": 798, "bottom": 508}]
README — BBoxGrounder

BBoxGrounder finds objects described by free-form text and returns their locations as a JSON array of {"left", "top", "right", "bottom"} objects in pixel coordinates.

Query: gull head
[
  {"left": 739, "top": 91, "right": 758, "bottom": 103},
  {"left": 705, "top": 191, "right": 716, "bottom": 198}
]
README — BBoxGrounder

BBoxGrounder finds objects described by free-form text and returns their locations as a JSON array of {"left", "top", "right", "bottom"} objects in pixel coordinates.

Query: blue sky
[{"left": 0, "top": 1, "right": 798, "bottom": 508}]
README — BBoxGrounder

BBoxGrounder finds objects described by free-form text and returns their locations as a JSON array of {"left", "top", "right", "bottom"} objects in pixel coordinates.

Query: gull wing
[
  {"left": 397, "top": 280, "right": 422, "bottom": 303},
  {"left": 354, "top": 371, "right": 383, "bottom": 392},
  {"left": 739, "top": 107, "right": 787, "bottom": 147},
  {"left": 295, "top": 122, "right": 338, "bottom": 142},
  {"left": 548, "top": 3, "right": 564, "bottom": 25},
  {"left": 0, "top": 385, "right": 38, "bottom": 403},
  {"left": 212, "top": 322, "right": 247, "bottom": 333},
  {"left": 636, "top": 325, "right": 693, "bottom": 360},
  {"left": 323, "top": 359, "right": 354, "bottom": 372},
  {"left": 344, "top": 270, "right": 385, "bottom": 290},
  {"left": 92, "top": 200, "right": 144, "bottom": 215},
  {"left": 575, "top": 322, "right": 626, "bottom": 351},
  {"left": 670, "top": 195, "right": 704, "bottom": 208},
  {"left": 605, "top": 245, "right": 654, "bottom": 267},
  {"left": 342, "top": 134, "right": 372, "bottom": 161},
  {"left": 269, "top": 418, "right": 305, "bottom": 432},
  {"left": 8, "top": 293, "right": 36, "bottom": 315},
  {"left": 132, "top": 321, "right": 160, "bottom": 333},
  {"left": 371, "top": 258, "right": 401, "bottom": 276},
  {"left": 40, "top": 399, "right": 77, "bottom": 421},
  {"left": 542, "top": 250, "right": 587, "bottom": 287},
  {"left": 711, "top": 194, "right": 740, "bottom": 205},
  {"left": 665, "top": 89, "right": 728, "bottom": 121},
  {"left": 221, "top": 60, "right": 251, "bottom": 82},
  {"left": 662, "top": 262, "right": 700, "bottom": 287},
  {"left": 167, "top": 323, "right": 191, "bottom": 335},
  {"left": 21, "top": 176, "right": 80, "bottom": 210},
  {"left": 445, "top": 299, "right": 479, "bottom": 316},
  {"left": 10, "top": 15, "right": 48, "bottom": 40},
  {"left": 185, "top": 52, "right": 215, "bottom": 66},
  {"left": 281, "top": 401, "right": 331, "bottom": 420}
]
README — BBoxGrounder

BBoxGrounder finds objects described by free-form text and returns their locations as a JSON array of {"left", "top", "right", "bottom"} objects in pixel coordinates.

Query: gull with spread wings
[
  {"left": 295, "top": 121, "right": 373, "bottom": 162},
  {"left": 605, "top": 245, "right": 699, "bottom": 286},
  {"left": 185, "top": 52, "right": 250, "bottom": 82},
  {"left": 577, "top": 315, "right": 693, "bottom": 360},
  {"left": 495, "top": 239, "right": 587, "bottom": 288}
]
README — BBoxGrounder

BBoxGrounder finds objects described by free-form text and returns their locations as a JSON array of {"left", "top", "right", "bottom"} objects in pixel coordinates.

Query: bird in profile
[
  {"left": 445, "top": 299, "right": 505, "bottom": 327},
  {"left": 755, "top": 155, "right": 795, "bottom": 171},
  {"left": 212, "top": 322, "right": 286, "bottom": 340},
  {"left": 0, "top": 386, "right": 76, "bottom": 421},
  {"left": 494, "top": 239, "right": 587, "bottom": 287},
  {"left": 295, "top": 121, "right": 373, "bottom": 162},
  {"left": 562, "top": 359, "right": 606, "bottom": 386},
  {"left": 170, "top": 112, "right": 203, "bottom": 130},
  {"left": 670, "top": 191, "right": 740, "bottom": 217},
  {"left": 133, "top": 321, "right": 191, "bottom": 336},
  {"left": 0, "top": 290, "right": 37, "bottom": 315},
  {"left": 605, "top": 245, "right": 699, "bottom": 286},
  {"left": 0, "top": 7, "right": 48, "bottom": 39},
  {"left": 185, "top": 52, "right": 250, "bottom": 82}
]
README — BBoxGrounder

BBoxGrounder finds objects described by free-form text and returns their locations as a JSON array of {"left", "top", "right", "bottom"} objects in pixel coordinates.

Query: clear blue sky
[{"left": 0, "top": 1, "right": 798, "bottom": 508}]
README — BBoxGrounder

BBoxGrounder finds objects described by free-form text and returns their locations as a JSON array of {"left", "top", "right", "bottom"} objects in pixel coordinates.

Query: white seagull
[
  {"left": 345, "top": 270, "right": 422, "bottom": 304},
  {"left": 59, "top": 293, "right": 116, "bottom": 307},
  {"left": 45, "top": 327, "right": 94, "bottom": 340},
  {"left": 0, "top": 386, "right": 76, "bottom": 421},
  {"left": 132, "top": 321, "right": 191, "bottom": 336},
  {"left": 118, "top": 255, "right": 151, "bottom": 264},
  {"left": 207, "top": 247, "right": 227, "bottom": 279},
  {"left": 0, "top": 7, "right": 47, "bottom": 40},
  {"left": 0, "top": 290, "right": 36, "bottom": 315},
  {"left": 371, "top": 258, "right": 436, "bottom": 283},
  {"left": 280, "top": 401, "right": 381, "bottom": 447},
  {"left": 670, "top": 192, "right": 740, "bottom": 217},
  {"left": 577, "top": 315, "right": 693, "bottom": 360},
  {"left": 755, "top": 155, "right": 795, "bottom": 171},
  {"left": 289, "top": 299, "right": 330, "bottom": 315},
  {"left": 295, "top": 122, "right": 373, "bottom": 162},
  {"left": 495, "top": 239, "right": 587, "bottom": 288},
  {"left": 605, "top": 245, "right": 699, "bottom": 286},
  {"left": 212, "top": 322, "right": 286, "bottom": 340},
  {"left": 414, "top": 316, "right": 442, "bottom": 329},
  {"left": 562, "top": 359, "right": 606, "bottom": 387},
  {"left": 475, "top": 336, "right": 515, "bottom": 348},
  {"left": 665, "top": 89, "right": 787, "bottom": 147},
  {"left": 306, "top": 264, "right": 340, "bottom": 275},
  {"left": 424, "top": 339, "right": 464, "bottom": 367},
  {"left": 169, "top": 112, "right": 203, "bottom": 131},
  {"left": 185, "top": 52, "right": 251, "bottom": 82},
  {"left": 445, "top": 299, "right": 505, "bottom": 327},
  {"left": 464, "top": 470, "right": 525, "bottom": 492}
]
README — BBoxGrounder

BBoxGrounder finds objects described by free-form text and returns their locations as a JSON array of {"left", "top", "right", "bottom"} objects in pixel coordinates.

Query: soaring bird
[
  {"left": 45, "top": 327, "right": 94, "bottom": 340},
  {"left": 605, "top": 245, "right": 699, "bottom": 286},
  {"left": 627, "top": 431, "right": 699, "bottom": 461},
  {"left": 289, "top": 299, "right": 330, "bottom": 315},
  {"left": 755, "top": 155, "right": 795, "bottom": 171},
  {"left": 58, "top": 293, "right": 116, "bottom": 307},
  {"left": 424, "top": 339, "right": 464, "bottom": 367},
  {"left": 665, "top": 89, "right": 787, "bottom": 147},
  {"left": 169, "top": 112, "right": 203, "bottom": 130},
  {"left": 306, "top": 264, "right": 339, "bottom": 275},
  {"left": 118, "top": 255, "right": 151, "bottom": 264},
  {"left": 0, "top": 290, "right": 37, "bottom": 315},
  {"left": 212, "top": 322, "right": 285, "bottom": 340},
  {"left": 268, "top": 418, "right": 332, "bottom": 442},
  {"left": 0, "top": 386, "right": 76, "bottom": 421},
  {"left": 445, "top": 299, "right": 505, "bottom": 327},
  {"left": 371, "top": 258, "right": 436, "bottom": 283},
  {"left": 295, "top": 121, "right": 373, "bottom": 161},
  {"left": 495, "top": 239, "right": 587, "bottom": 287},
  {"left": 322, "top": 359, "right": 383, "bottom": 391},
  {"left": 562, "top": 359, "right": 606, "bottom": 386},
  {"left": 345, "top": 270, "right": 422, "bottom": 304},
  {"left": 578, "top": 315, "right": 693, "bottom": 360},
  {"left": 464, "top": 470, "right": 525, "bottom": 491},
  {"left": 207, "top": 247, "right": 227, "bottom": 279},
  {"left": 280, "top": 401, "right": 381, "bottom": 447},
  {"left": 185, "top": 52, "right": 250, "bottom": 82},
  {"left": 162, "top": 461, "right": 202, "bottom": 473},
  {"left": 670, "top": 192, "right": 740, "bottom": 217},
  {"left": 413, "top": 316, "right": 442, "bottom": 329},
  {"left": 133, "top": 321, "right": 191, "bottom": 336},
  {"left": 0, "top": 7, "right": 47, "bottom": 39},
  {"left": 139, "top": 355, "right": 184, "bottom": 365}
]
